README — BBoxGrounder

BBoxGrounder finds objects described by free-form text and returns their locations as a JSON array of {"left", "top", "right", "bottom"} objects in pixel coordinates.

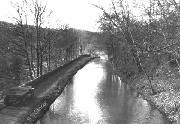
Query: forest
[
  {"left": 96, "top": 0, "right": 180, "bottom": 123},
  {"left": 0, "top": 0, "right": 100, "bottom": 92}
]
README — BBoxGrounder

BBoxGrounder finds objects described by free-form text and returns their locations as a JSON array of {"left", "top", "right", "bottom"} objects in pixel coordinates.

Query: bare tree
[
  {"left": 12, "top": 0, "right": 53, "bottom": 78},
  {"left": 12, "top": 0, "right": 34, "bottom": 80},
  {"left": 29, "top": 0, "right": 52, "bottom": 76},
  {"left": 93, "top": 0, "right": 143, "bottom": 72},
  {"left": 93, "top": 0, "right": 159, "bottom": 93}
]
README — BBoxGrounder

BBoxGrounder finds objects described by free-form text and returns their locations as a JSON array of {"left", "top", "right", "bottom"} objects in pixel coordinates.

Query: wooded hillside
[{"left": 0, "top": 21, "right": 82, "bottom": 90}]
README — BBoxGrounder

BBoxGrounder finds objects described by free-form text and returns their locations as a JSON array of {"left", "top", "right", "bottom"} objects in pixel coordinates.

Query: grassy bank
[{"left": 126, "top": 65, "right": 180, "bottom": 123}]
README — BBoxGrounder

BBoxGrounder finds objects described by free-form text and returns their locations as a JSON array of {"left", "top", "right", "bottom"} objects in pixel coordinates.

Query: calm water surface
[{"left": 39, "top": 59, "right": 169, "bottom": 124}]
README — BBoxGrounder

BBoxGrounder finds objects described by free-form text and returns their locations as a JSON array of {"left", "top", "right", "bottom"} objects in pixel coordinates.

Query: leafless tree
[{"left": 12, "top": 0, "right": 52, "bottom": 78}]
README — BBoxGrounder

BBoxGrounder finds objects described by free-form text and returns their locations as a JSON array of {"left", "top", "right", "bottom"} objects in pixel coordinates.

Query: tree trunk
[
  {"left": 36, "top": 42, "right": 40, "bottom": 77},
  {"left": 131, "top": 49, "right": 143, "bottom": 72},
  {"left": 124, "top": 29, "right": 143, "bottom": 72},
  {"left": 48, "top": 40, "right": 51, "bottom": 71},
  {"left": 30, "top": 39, "right": 36, "bottom": 78},
  {"left": 36, "top": 32, "right": 40, "bottom": 77},
  {"left": 39, "top": 44, "right": 43, "bottom": 76},
  {"left": 22, "top": 25, "right": 34, "bottom": 80},
  {"left": 25, "top": 47, "right": 34, "bottom": 80},
  {"left": 36, "top": 20, "right": 40, "bottom": 77},
  {"left": 125, "top": 28, "right": 155, "bottom": 94}
]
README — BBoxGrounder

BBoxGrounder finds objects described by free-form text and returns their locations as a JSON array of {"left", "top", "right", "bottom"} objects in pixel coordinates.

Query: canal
[{"left": 38, "top": 59, "right": 169, "bottom": 124}]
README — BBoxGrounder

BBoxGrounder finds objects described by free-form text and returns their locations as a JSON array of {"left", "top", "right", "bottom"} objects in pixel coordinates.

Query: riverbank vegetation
[
  {"left": 96, "top": 0, "right": 180, "bottom": 123},
  {"left": 0, "top": 0, "right": 99, "bottom": 94}
]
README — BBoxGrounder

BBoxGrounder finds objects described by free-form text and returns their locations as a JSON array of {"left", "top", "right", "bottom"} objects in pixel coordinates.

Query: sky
[
  {"left": 0, "top": 0, "right": 112, "bottom": 32},
  {"left": 0, "top": 0, "right": 147, "bottom": 32},
  {"left": 46, "top": 0, "right": 111, "bottom": 31}
]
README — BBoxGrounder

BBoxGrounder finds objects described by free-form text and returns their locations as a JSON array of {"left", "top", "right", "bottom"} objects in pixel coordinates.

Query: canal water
[{"left": 38, "top": 59, "right": 169, "bottom": 124}]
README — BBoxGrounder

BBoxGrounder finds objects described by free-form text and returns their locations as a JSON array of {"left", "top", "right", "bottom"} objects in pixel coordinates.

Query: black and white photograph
[{"left": 0, "top": 0, "right": 179, "bottom": 124}]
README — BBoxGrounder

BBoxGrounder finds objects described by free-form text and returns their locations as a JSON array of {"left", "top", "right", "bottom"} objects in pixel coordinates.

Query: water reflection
[
  {"left": 71, "top": 62, "right": 105, "bottom": 124},
  {"left": 39, "top": 60, "right": 168, "bottom": 124}
]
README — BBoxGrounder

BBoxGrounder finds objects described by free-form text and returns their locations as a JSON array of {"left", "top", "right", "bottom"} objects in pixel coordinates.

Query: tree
[
  {"left": 94, "top": 0, "right": 144, "bottom": 72},
  {"left": 95, "top": 0, "right": 180, "bottom": 94},
  {"left": 10, "top": 56, "right": 23, "bottom": 84},
  {"left": 94, "top": 0, "right": 144, "bottom": 75},
  {"left": 11, "top": 0, "right": 35, "bottom": 80},
  {"left": 30, "top": 0, "right": 52, "bottom": 76},
  {"left": 12, "top": 0, "right": 52, "bottom": 78},
  {"left": 94, "top": 0, "right": 160, "bottom": 93}
]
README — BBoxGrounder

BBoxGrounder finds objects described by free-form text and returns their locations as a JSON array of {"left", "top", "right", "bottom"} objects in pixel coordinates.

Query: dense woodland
[
  {"left": 2, "top": 0, "right": 180, "bottom": 94},
  {"left": 0, "top": 0, "right": 102, "bottom": 91},
  {"left": 0, "top": 21, "right": 77, "bottom": 89},
  {"left": 96, "top": 0, "right": 180, "bottom": 82},
  {"left": 96, "top": 0, "right": 180, "bottom": 122}
]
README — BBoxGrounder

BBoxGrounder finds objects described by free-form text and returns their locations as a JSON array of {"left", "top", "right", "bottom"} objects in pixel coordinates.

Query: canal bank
[
  {"left": 20, "top": 55, "right": 97, "bottom": 124},
  {"left": 125, "top": 71, "right": 180, "bottom": 124},
  {"left": 38, "top": 59, "right": 169, "bottom": 124},
  {"left": 126, "top": 75, "right": 171, "bottom": 124}
]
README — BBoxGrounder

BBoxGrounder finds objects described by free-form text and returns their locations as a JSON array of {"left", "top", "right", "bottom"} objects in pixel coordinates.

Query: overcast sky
[
  {"left": 0, "top": 0, "right": 111, "bottom": 32},
  {"left": 44, "top": 0, "right": 111, "bottom": 31},
  {"left": 0, "top": 0, "right": 147, "bottom": 32}
]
